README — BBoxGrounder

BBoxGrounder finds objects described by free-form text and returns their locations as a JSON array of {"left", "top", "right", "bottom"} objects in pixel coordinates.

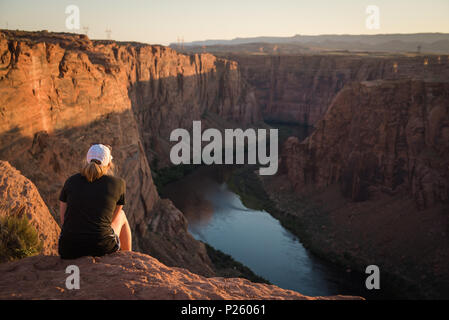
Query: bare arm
[
  {"left": 112, "top": 205, "right": 123, "bottom": 222},
  {"left": 59, "top": 201, "right": 67, "bottom": 225}
]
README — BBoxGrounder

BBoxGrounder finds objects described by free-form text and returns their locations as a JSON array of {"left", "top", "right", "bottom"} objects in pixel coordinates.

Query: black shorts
[
  {"left": 112, "top": 233, "right": 121, "bottom": 252},
  {"left": 59, "top": 232, "right": 120, "bottom": 259}
]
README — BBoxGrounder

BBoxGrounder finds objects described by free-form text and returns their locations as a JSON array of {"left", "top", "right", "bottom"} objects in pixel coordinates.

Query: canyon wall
[
  {"left": 282, "top": 79, "right": 449, "bottom": 208},
  {"left": 0, "top": 30, "right": 260, "bottom": 276},
  {"left": 226, "top": 53, "right": 449, "bottom": 125},
  {"left": 277, "top": 79, "right": 449, "bottom": 297}
]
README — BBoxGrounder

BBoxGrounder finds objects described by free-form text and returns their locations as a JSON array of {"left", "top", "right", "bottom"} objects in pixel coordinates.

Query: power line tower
[
  {"left": 82, "top": 26, "right": 89, "bottom": 36},
  {"left": 105, "top": 28, "right": 112, "bottom": 40}
]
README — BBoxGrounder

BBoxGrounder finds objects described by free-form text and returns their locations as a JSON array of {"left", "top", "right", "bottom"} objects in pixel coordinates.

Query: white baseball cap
[{"left": 86, "top": 144, "right": 113, "bottom": 166}]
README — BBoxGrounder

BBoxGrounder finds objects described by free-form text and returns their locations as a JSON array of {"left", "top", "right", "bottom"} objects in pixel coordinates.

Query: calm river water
[{"left": 162, "top": 166, "right": 381, "bottom": 298}]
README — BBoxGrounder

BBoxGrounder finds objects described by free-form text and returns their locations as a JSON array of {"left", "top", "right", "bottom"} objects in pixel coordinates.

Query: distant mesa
[{"left": 173, "top": 33, "right": 449, "bottom": 54}]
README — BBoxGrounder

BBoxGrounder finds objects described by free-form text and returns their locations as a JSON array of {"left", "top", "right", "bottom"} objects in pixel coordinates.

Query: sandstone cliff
[
  {"left": 0, "top": 250, "right": 360, "bottom": 300},
  {"left": 0, "top": 160, "right": 60, "bottom": 255},
  {"left": 277, "top": 79, "right": 449, "bottom": 298},
  {"left": 0, "top": 30, "right": 260, "bottom": 276},
  {"left": 227, "top": 53, "right": 449, "bottom": 125},
  {"left": 282, "top": 80, "right": 449, "bottom": 208}
]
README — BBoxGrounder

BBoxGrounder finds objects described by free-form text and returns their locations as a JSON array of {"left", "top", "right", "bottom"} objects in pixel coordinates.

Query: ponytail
[{"left": 81, "top": 160, "right": 108, "bottom": 182}]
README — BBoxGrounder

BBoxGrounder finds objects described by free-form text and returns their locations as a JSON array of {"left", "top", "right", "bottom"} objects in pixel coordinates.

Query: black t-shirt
[{"left": 58, "top": 173, "right": 126, "bottom": 259}]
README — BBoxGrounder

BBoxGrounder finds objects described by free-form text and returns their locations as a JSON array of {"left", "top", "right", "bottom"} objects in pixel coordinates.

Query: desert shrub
[{"left": 0, "top": 208, "right": 43, "bottom": 263}]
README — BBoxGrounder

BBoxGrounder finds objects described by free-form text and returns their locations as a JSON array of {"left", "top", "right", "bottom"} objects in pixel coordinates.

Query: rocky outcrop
[
  {"left": 0, "top": 251, "right": 361, "bottom": 300},
  {"left": 282, "top": 80, "right": 449, "bottom": 209},
  {"left": 0, "top": 30, "right": 260, "bottom": 275},
  {"left": 227, "top": 53, "right": 449, "bottom": 125},
  {"left": 0, "top": 161, "right": 60, "bottom": 255}
]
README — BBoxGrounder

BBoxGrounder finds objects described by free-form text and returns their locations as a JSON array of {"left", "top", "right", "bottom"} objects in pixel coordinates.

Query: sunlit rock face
[{"left": 0, "top": 30, "right": 261, "bottom": 276}]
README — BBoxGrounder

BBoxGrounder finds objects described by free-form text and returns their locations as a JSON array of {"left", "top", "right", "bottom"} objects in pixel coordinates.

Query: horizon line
[{"left": 2, "top": 28, "right": 449, "bottom": 47}]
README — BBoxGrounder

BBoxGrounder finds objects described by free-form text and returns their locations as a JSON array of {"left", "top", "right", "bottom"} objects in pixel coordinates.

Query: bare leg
[
  {"left": 111, "top": 209, "right": 132, "bottom": 251},
  {"left": 118, "top": 216, "right": 132, "bottom": 251}
]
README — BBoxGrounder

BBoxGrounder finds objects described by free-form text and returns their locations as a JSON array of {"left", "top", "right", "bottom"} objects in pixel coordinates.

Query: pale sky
[{"left": 1, "top": 0, "right": 448, "bottom": 45}]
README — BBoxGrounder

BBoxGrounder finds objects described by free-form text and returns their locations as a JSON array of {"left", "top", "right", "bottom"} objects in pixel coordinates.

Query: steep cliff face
[
  {"left": 282, "top": 80, "right": 449, "bottom": 209},
  {"left": 92, "top": 40, "right": 260, "bottom": 164},
  {"left": 0, "top": 160, "right": 60, "bottom": 255},
  {"left": 0, "top": 30, "right": 260, "bottom": 276},
  {"left": 227, "top": 53, "right": 449, "bottom": 125}
]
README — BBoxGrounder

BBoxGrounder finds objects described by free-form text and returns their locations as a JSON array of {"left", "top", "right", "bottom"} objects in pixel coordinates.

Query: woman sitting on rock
[{"left": 58, "top": 144, "right": 132, "bottom": 259}]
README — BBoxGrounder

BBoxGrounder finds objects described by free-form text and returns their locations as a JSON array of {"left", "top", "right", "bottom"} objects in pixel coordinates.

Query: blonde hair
[{"left": 81, "top": 159, "right": 114, "bottom": 182}]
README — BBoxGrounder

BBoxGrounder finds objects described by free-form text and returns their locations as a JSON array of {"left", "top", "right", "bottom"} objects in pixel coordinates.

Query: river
[{"left": 162, "top": 166, "right": 380, "bottom": 298}]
